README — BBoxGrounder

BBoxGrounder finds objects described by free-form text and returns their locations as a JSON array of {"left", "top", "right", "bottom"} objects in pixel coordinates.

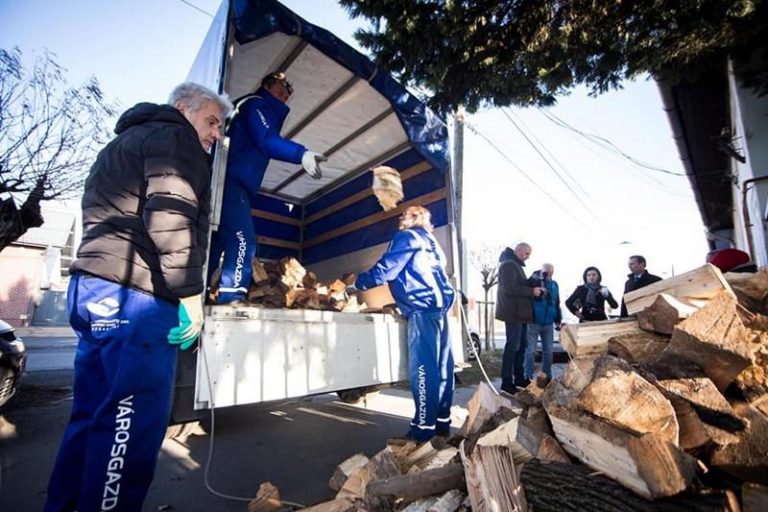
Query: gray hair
[{"left": 168, "top": 82, "right": 233, "bottom": 118}]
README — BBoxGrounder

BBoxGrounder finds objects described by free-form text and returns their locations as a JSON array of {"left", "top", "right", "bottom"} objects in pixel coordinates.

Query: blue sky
[{"left": 0, "top": 0, "right": 709, "bottom": 309}]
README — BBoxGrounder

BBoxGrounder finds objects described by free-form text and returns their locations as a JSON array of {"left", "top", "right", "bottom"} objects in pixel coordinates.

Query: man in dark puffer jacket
[{"left": 45, "top": 83, "right": 232, "bottom": 512}]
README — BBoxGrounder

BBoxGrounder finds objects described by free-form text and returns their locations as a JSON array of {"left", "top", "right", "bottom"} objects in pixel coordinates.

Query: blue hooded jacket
[
  {"left": 355, "top": 227, "right": 455, "bottom": 318},
  {"left": 226, "top": 87, "right": 306, "bottom": 201},
  {"left": 529, "top": 270, "right": 562, "bottom": 325}
]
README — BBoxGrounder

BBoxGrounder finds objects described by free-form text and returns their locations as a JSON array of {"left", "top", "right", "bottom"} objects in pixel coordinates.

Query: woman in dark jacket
[{"left": 565, "top": 266, "right": 619, "bottom": 322}]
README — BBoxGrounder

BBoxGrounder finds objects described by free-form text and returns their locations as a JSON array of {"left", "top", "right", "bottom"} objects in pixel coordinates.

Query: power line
[
  {"left": 178, "top": 0, "right": 214, "bottom": 17},
  {"left": 501, "top": 108, "right": 605, "bottom": 226},
  {"left": 538, "top": 108, "right": 687, "bottom": 177},
  {"left": 463, "top": 120, "right": 599, "bottom": 235}
]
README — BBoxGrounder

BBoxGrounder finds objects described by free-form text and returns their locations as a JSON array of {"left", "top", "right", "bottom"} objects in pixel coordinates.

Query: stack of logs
[
  {"left": 247, "top": 264, "right": 768, "bottom": 512},
  {"left": 244, "top": 257, "right": 360, "bottom": 312}
]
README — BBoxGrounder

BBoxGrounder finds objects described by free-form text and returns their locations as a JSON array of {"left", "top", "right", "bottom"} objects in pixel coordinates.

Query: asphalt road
[{"left": 0, "top": 335, "right": 478, "bottom": 511}]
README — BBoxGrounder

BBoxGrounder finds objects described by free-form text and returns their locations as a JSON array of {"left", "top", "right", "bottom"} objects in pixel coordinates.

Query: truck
[{"left": 169, "top": 0, "right": 466, "bottom": 425}]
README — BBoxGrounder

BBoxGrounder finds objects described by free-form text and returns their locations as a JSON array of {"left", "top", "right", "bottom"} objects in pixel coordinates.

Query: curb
[{"left": 15, "top": 327, "right": 76, "bottom": 337}]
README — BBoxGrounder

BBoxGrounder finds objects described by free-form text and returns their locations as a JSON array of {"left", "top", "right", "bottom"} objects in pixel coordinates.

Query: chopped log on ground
[
  {"left": 561, "top": 355, "right": 598, "bottom": 393},
  {"left": 725, "top": 268, "right": 768, "bottom": 314},
  {"left": 752, "top": 394, "right": 768, "bottom": 418},
  {"left": 643, "top": 357, "right": 746, "bottom": 433},
  {"left": 742, "top": 482, "right": 768, "bottom": 512},
  {"left": 607, "top": 331, "right": 670, "bottom": 364},
  {"left": 711, "top": 402, "right": 768, "bottom": 485},
  {"left": 521, "top": 460, "right": 740, "bottom": 512},
  {"left": 421, "top": 447, "right": 460, "bottom": 471},
  {"left": 362, "top": 447, "right": 402, "bottom": 512},
  {"left": 387, "top": 438, "right": 419, "bottom": 473},
  {"left": 623, "top": 264, "right": 733, "bottom": 316},
  {"left": 401, "top": 489, "right": 466, "bottom": 512},
  {"left": 667, "top": 291, "right": 758, "bottom": 391},
  {"left": 461, "top": 405, "right": 518, "bottom": 456},
  {"left": 462, "top": 434, "right": 528, "bottom": 512},
  {"left": 560, "top": 319, "right": 644, "bottom": 358},
  {"left": 247, "top": 482, "right": 282, "bottom": 512},
  {"left": 733, "top": 328, "right": 768, "bottom": 402},
  {"left": 522, "top": 404, "right": 554, "bottom": 438},
  {"left": 365, "top": 463, "right": 466, "bottom": 506},
  {"left": 542, "top": 381, "right": 697, "bottom": 499},
  {"left": 329, "top": 453, "right": 370, "bottom": 491},
  {"left": 251, "top": 260, "right": 270, "bottom": 284},
  {"left": 301, "top": 498, "right": 358, "bottom": 512},
  {"left": 515, "top": 372, "right": 548, "bottom": 406},
  {"left": 336, "top": 466, "right": 367, "bottom": 502},
  {"left": 459, "top": 382, "right": 521, "bottom": 437},
  {"left": 637, "top": 293, "right": 699, "bottom": 335},
  {"left": 576, "top": 355, "right": 679, "bottom": 445},
  {"left": 405, "top": 437, "right": 448, "bottom": 470}
]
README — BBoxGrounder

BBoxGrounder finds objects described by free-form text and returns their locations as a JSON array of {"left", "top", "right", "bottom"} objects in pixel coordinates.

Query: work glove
[
  {"left": 301, "top": 150, "right": 327, "bottom": 179},
  {"left": 168, "top": 294, "right": 204, "bottom": 350}
]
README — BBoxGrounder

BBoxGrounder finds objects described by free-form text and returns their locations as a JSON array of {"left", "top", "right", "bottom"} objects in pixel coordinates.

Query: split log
[
  {"left": 515, "top": 372, "right": 548, "bottom": 406},
  {"left": 421, "top": 447, "right": 459, "bottom": 471},
  {"left": 643, "top": 357, "right": 746, "bottom": 433},
  {"left": 742, "top": 482, "right": 768, "bottom": 512},
  {"left": 577, "top": 355, "right": 679, "bottom": 445},
  {"left": 301, "top": 499, "right": 357, "bottom": 512},
  {"left": 623, "top": 264, "right": 733, "bottom": 316},
  {"left": 251, "top": 259, "right": 270, "bottom": 284},
  {"left": 362, "top": 447, "right": 402, "bottom": 512},
  {"left": 387, "top": 438, "right": 418, "bottom": 473},
  {"left": 336, "top": 466, "right": 367, "bottom": 501},
  {"left": 543, "top": 381, "right": 697, "bottom": 499},
  {"left": 302, "top": 270, "right": 318, "bottom": 289},
  {"left": 725, "top": 267, "right": 768, "bottom": 314},
  {"left": 329, "top": 453, "right": 369, "bottom": 492},
  {"left": 667, "top": 291, "right": 757, "bottom": 390},
  {"left": 733, "top": 328, "right": 768, "bottom": 402},
  {"left": 278, "top": 256, "right": 306, "bottom": 289},
  {"left": 459, "top": 381, "right": 521, "bottom": 437},
  {"left": 401, "top": 490, "right": 465, "bottom": 512},
  {"left": 636, "top": 293, "right": 698, "bottom": 335},
  {"left": 462, "top": 406, "right": 518, "bottom": 456},
  {"left": 561, "top": 355, "right": 598, "bottom": 393},
  {"left": 365, "top": 463, "right": 465, "bottom": 505},
  {"left": 521, "top": 460, "right": 739, "bottom": 512},
  {"left": 711, "top": 401, "right": 768, "bottom": 485},
  {"left": 463, "top": 435, "right": 528, "bottom": 512},
  {"left": 560, "top": 319, "right": 644, "bottom": 358},
  {"left": 406, "top": 437, "right": 448, "bottom": 469},
  {"left": 607, "top": 331, "right": 670, "bottom": 364},
  {"left": 522, "top": 403, "right": 554, "bottom": 438},
  {"left": 247, "top": 482, "right": 281, "bottom": 512}
]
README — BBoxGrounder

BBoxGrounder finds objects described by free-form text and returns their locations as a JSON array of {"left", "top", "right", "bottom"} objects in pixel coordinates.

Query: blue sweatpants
[
  {"left": 45, "top": 274, "right": 178, "bottom": 512},
  {"left": 209, "top": 183, "right": 256, "bottom": 304},
  {"left": 407, "top": 311, "right": 454, "bottom": 441}
]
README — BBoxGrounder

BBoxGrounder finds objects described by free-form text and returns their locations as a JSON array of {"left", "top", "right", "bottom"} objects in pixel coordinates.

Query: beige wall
[{"left": 0, "top": 245, "right": 44, "bottom": 326}]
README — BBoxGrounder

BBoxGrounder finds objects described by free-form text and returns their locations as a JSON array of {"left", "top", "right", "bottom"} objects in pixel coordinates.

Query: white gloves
[
  {"left": 599, "top": 286, "right": 610, "bottom": 298},
  {"left": 302, "top": 151, "right": 327, "bottom": 180},
  {"left": 168, "top": 294, "right": 204, "bottom": 350}
]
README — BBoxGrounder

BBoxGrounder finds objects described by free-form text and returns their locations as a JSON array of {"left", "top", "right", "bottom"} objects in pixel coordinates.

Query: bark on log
[
  {"left": 362, "top": 447, "right": 402, "bottom": 512},
  {"left": 711, "top": 402, "right": 768, "bottom": 485},
  {"left": 561, "top": 356, "right": 598, "bottom": 393},
  {"left": 637, "top": 294, "right": 698, "bottom": 335},
  {"left": 521, "top": 460, "right": 739, "bottom": 512},
  {"left": 543, "top": 381, "right": 697, "bottom": 499},
  {"left": 365, "top": 463, "right": 465, "bottom": 504},
  {"left": 623, "top": 264, "right": 732, "bottom": 316},
  {"left": 607, "top": 332, "right": 670, "bottom": 364},
  {"left": 560, "top": 319, "right": 644, "bottom": 358},
  {"left": 576, "top": 355, "right": 679, "bottom": 445},
  {"left": 667, "top": 291, "right": 757, "bottom": 390}
]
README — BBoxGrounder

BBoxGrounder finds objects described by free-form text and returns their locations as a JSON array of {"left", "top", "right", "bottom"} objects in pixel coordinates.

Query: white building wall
[{"left": 729, "top": 60, "right": 768, "bottom": 266}]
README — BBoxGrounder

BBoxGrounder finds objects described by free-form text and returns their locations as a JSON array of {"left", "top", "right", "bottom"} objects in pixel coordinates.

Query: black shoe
[
  {"left": 514, "top": 377, "right": 531, "bottom": 388},
  {"left": 500, "top": 383, "right": 518, "bottom": 395}
]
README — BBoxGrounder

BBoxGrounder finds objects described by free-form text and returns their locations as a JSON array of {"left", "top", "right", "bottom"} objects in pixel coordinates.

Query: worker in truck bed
[
  {"left": 209, "top": 72, "right": 326, "bottom": 304},
  {"left": 45, "top": 83, "right": 232, "bottom": 512},
  {"left": 351, "top": 206, "right": 456, "bottom": 442}
]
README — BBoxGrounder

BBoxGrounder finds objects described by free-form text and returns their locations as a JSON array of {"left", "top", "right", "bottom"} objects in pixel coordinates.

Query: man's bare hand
[{"left": 532, "top": 287, "right": 544, "bottom": 298}]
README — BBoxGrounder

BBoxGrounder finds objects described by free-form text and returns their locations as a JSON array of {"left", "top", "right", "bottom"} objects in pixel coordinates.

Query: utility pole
[{"left": 453, "top": 106, "right": 466, "bottom": 295}]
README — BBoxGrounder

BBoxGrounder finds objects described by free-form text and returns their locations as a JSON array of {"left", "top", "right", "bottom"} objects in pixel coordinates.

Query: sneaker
[
  {"left": 514, "top": 377, "right": 531, "bottom": 388},
  {"left": 500, "top": 383, "right": 518, "bottom": 395}
]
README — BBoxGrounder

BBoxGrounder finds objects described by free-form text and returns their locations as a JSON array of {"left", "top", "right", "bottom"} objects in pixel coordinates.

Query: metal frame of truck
[{"left": 170, "top": 0, "right": 464, "bottom": 423}]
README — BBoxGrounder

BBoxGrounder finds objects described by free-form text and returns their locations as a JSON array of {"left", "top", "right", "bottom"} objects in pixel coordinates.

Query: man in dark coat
[
  {"left": 495, "top": 242, "right": 543, "bottom": 393},
  {"left": 45, "top": 83, "right": 232, "bottom": 512},
  {"left": 620, "top": 254, "right": 662, "bottom": 317}
]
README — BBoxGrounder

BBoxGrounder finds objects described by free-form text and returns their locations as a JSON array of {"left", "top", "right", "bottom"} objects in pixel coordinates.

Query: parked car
[
  {"left": 466, "top": 327, "right": 482, "bottom": 360},
  {"left": 0, "top": 320, "right": 27, "bottom": 408}
]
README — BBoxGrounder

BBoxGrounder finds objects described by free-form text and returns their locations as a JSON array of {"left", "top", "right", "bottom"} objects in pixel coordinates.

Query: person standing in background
[
  {"left": 525, "top": 263, "right": 561, "bottom": 381},
  {"left": 566, "top": 266, "right": 618, "bottom": 322},
  {"left": 620, "top": 255, "right": 662, "bottom": 317}
]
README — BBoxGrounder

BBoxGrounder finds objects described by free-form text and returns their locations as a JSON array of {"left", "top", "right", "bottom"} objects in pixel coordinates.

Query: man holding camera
[
  {"left": 524, "top": 263, "right": 561, "bottom": 381},
  {"left": 495, "top": 242, "right": 544, "bottom": 393}
]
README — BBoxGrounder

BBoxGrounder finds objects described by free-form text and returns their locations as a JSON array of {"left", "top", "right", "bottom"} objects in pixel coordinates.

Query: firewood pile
[
  {"left": 209, "top": 256, "right": 363, "bottom": 311},
  {"left": 247, "top": 264, "right": 768, "bottom": 512}
]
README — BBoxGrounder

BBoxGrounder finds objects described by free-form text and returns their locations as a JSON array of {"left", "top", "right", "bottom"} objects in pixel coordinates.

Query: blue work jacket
[
  {"left": 355, "top": 227, "right": 455, "bottom": 318},
  {"left": 225, "top": 88, "right": 306, "bottom": 201}
]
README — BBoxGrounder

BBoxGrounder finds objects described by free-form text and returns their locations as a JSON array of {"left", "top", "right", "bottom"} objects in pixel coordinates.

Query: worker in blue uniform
[
  {"left": 353, "top": 206, "right": 456, "bottom": 441},
  {"left": 210, "top": 72, "right": 325, "bottom": 303}
]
